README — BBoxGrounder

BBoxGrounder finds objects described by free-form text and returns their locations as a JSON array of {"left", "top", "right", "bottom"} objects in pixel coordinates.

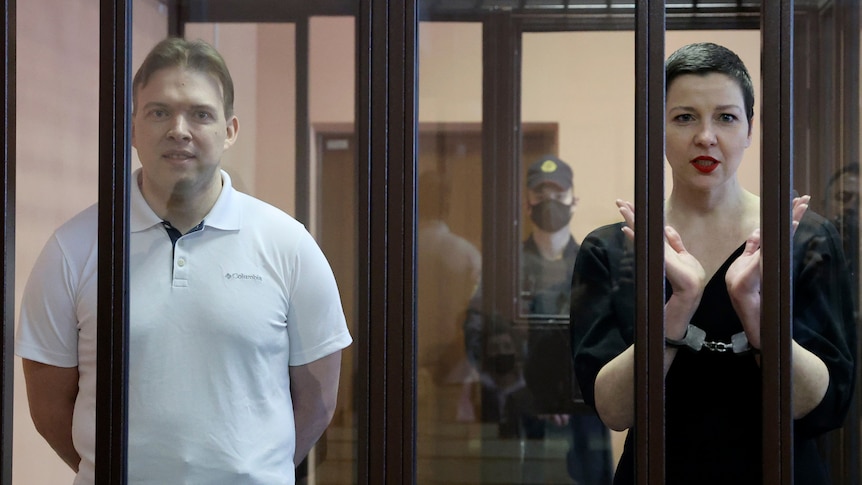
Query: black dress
[{"left": 570, "top": 211, "right": 857, "bottom": 485}]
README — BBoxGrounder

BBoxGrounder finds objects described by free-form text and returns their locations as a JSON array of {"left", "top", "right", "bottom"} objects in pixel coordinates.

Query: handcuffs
[{"left": 665, "top": 324, "right": 759, "bottom": 355}]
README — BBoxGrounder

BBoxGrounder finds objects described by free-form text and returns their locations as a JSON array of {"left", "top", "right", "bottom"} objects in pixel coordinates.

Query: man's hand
[
  {"left": 22, "top": 359, "right": 80, "bottom": 472},
  {"left": 290, "top": 351, "right": 343, "bottom": 466}
]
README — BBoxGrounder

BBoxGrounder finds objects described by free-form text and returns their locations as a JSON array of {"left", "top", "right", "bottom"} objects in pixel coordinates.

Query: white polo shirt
[{"left": 17, "top": 169, "right": 352, "bottom": 485}]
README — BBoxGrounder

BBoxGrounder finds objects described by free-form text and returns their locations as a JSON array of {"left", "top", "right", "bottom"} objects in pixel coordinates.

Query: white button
[{"left": 177, "top": 258, "right": 186, "bottom": 267}]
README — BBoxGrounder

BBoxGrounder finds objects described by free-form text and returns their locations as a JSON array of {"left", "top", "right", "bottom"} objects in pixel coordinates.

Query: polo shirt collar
[{"left": 130, "top": 168, "right": 241, "bottom": 233}]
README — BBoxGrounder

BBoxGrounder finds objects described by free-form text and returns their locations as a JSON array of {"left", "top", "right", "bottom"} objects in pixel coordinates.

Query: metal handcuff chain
[{"left": 665, "top": 324, "right": 758, "bottom": 355}]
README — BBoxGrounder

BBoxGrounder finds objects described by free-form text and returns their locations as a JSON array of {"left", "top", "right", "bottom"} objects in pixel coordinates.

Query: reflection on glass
[
  {"left": 306, "top": 17, "right": 360, "bottom": 485},
  {"left": 795, "top": 2, "right": 862, "bottom": 482},
  {"left": 415, "top": 17, "right": 486, "bottom": 483},
  {"left": 417, "top": 166, "right": 483, "bottom": 476},
  {"left": 417, "top": 125, "right": 484, "bottom": 483}
]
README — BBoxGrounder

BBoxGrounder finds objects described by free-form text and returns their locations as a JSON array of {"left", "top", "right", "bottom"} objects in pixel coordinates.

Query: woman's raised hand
[
  {"left": 616, "top": 200, "right": 706, "bottom": 339},
  {"left": 725, "top": 195, "right": 810, "bottom": 349}
]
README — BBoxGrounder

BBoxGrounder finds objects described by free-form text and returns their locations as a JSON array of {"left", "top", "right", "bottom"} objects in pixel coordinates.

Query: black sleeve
[
  {"left": 792, "top": 212, "right": 858, "bottom": 438},
  {"left": 569, "top": 223, "right": 636, "bottom": 409}
]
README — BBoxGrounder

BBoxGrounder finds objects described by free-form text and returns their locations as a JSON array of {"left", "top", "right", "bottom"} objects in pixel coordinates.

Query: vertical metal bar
[
  {"left": 481, "top": 12, "right": 520, "bottom": 336},
  {"left": 388, "top": 0, "right": 417, "bottom": 481},
  {"left": 295, "top": 17, "right": 310, "bottom": 225},
  {"left": 357, "top": 0, "right": 418, "bottom": 483},
  {"left": 355, "top": 2, "right": 374, "bottom": 482},
  {"left": 634, "top": 0, "right": 666, "bottom": 483},
  {"left": 96, "top": 1, "right": 131, "bottom": 484},
  {"left": 401, "top": 5, "right": 418, "bottom": 482},
  {"left": 167, "top": 0, "right": 186, "bottom": 38},
  {"left": 0, "top": 2, "right": 14, "bottom": 484},
  {"left": 294, "top": 17, "right": 312, "bottom": 466},
  {"left": 761, "top": 0, "right": 795, "bottom": 483}
]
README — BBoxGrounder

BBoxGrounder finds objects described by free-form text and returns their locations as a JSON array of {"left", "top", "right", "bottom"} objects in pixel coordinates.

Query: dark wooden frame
[
  {"left": 480, "top": 12, "right": 522, "bottom": 337},
  {"left": 0, "top": 1, "right": 13, "bottom": 484},
  {"left": 95, "top": 1, "right": 132, "bottom": 484},
  {"left": 761, "top": 0, "right": 796, "bottom": 482},
  {"left": 633, "top": 1, "right": 668, "bottom": 482},
  {"left": 356, "top": 1, "right": 418, "bottom": 483}
]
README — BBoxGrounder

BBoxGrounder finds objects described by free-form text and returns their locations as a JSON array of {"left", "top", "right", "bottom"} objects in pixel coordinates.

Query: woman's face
[{"left": 665, "top": 72, "right": 752, "bottom": 192}]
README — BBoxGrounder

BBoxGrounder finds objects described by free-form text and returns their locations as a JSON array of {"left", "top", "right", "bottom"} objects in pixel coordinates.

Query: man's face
[
  {"left": 132, "top": 66, "right": 238, "bottom": 199},
  {"left": 827, "top": 173, "right": 859, "bottom": 218},
  {"left": 526, "top": 183, "right": 574, "bottom": 207},
  {"left": 526, "top": 183, "right": 576, "bottom": 233},
  {"left": 826, "top": 173, "right": 860, "bottom": 238}
]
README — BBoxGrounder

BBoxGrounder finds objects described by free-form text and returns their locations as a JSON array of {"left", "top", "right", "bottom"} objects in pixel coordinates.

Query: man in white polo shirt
[{"left": 16, "top": 37, "right": 352, "bottom": 485}]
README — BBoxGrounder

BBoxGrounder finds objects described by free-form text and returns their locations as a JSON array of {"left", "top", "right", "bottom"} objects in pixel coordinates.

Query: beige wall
[
  {"left": 15, "top": 0, "right": 98, "bottom": 481},
  {"left": 12, "top": 5, "right": 763, "bottom": 483}
]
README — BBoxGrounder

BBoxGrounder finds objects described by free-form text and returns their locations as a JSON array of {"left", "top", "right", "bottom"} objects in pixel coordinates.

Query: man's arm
[
  {"left": 290, "top": 351, "right": 342, "bottom": 466},
  {"left": 22, "top": 359, "right": 80, "bottom": 472}
]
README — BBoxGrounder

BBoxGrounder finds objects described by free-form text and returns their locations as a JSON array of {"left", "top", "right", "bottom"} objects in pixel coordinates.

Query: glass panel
[
  {"left": 13, "top": 1, "right": 167, "bottom": 484},
  {"left": 793, "top": 2, "right": 861, "bottom": 483},
  {"left": 415, "top": 23, "right": 650, "bottom": 484},
  {"left": 177, "top": 17, "right": 360, "bottom": 485},
  {"left": 310, "top": 16, "right": 359, "bottom": 485},
  {"left": 416, "top": 22, "right": 485, "bottom": 484},
  {"left": 520, "top": 31, "right": 628, "bottom": 485}
]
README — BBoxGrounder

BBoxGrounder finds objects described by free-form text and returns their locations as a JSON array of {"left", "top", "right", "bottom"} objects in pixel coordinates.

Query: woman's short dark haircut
[
  {"left": 133, "top": 37, "right": 235, "bottom": 119},
  {"left": 665, "top": 42, "right": 754, "bottom": 125}
]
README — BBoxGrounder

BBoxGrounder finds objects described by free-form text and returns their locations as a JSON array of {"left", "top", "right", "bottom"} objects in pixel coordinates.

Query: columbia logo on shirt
[{"left": 225, "top": 272, "right": 263, "bottom": 282}]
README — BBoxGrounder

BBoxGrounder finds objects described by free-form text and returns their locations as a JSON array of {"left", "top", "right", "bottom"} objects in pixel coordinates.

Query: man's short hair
[{"left": 133, "top": 37, "right": 235, "bottom": 119}]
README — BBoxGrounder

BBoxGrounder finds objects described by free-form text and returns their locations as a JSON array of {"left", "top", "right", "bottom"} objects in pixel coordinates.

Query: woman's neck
[{"left": 666, "top": 179, "right": 756, "bottom": 225}]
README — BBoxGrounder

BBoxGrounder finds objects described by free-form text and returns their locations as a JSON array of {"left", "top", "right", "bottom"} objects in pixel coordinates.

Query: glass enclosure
[{"left": 6, "top": 1, "right": 861, "bottom": 484}]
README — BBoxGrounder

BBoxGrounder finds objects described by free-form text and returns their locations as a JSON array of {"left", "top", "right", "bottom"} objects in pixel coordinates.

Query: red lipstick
[{"left": 691, "top": 156, "right": 719, "bottom": 174}]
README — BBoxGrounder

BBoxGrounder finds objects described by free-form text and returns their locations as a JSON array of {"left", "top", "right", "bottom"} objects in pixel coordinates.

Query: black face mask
[
  {"left": 530, "top": 199, "right": 572, "bottom": 232},
  {"left": 487, "top": 353, "right": 517, "bottom": 375}
]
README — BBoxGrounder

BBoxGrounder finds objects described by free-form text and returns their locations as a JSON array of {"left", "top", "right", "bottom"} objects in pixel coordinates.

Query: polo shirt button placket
[{"left": 173, "top": 246, "right": 190, "bottom": 288}]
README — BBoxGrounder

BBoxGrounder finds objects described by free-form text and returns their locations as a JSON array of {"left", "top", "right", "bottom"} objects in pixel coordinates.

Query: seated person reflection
[
  {"left": 570, "top": 42, "right": 856, "bottom": 484},
  {"left": 466, "top": 156, "right": 612, "bottom": 484},
  {"left": 16, "top": 38, "right": 353, "bottom": 485},
  {"left": 417, "top": 170, "right": 482, "bottom": 423}
]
